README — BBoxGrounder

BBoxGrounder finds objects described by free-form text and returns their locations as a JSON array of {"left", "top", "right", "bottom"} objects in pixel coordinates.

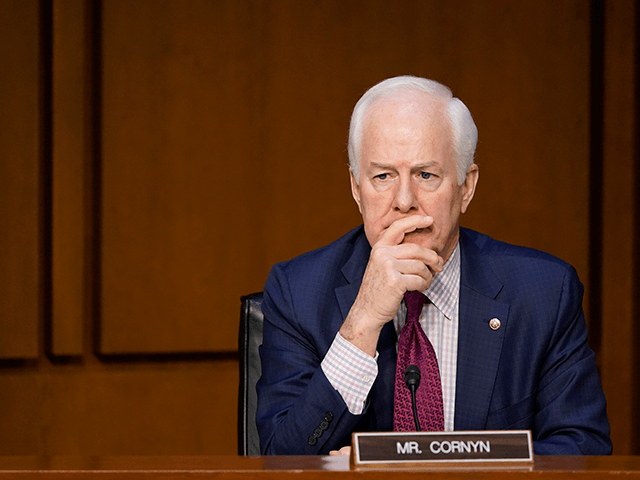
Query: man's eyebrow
[
  {"left": 412, "top": 161, "right": 439, "bottom": 169},
  {"left": 368, "top": 161, "right": 440, "bottom": 169},
  {"left": 369, "top": 162, "right": 395, "bottom": 170}
]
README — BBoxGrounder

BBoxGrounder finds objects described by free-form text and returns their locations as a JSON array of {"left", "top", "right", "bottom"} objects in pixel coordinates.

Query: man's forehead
[
  {"left": 363, "top": 94, "right": 450, "bottom": 140},
  {"left": 362, "top": 100, "right": 452, "bottom": 150}
]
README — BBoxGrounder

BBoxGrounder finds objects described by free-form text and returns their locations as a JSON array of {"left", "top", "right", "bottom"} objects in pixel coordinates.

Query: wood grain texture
[
  {"left": 599, "top": 0, "right": 638, "bottom": 455},
  {"left": 0, "top": 360, "right": 238, "bottom": 454},
  {"left": 99, "top": 0, "right": 276, "bottom": 353},
  {"left": 51, "top": 0, "right": 88, "bottom": 356},
  {"left": 98, "top": 0, "right": 592, "bottom": 353},
  {"left": 0, "top": 0, "right": 41, "bottom": 358},
  {"left": 0, "top": 455, "right": 640, "bottom": 478}
]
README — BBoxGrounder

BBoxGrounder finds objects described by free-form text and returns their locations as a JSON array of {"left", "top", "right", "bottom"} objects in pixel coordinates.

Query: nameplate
[{"left": 351, "top": 430, "right": 533, "bottom": 466}]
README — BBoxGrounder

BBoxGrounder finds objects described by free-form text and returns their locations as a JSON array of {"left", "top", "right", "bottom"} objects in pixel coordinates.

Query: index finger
[{"left": 377, "top": 216, "right": 434, "bottom": 247}]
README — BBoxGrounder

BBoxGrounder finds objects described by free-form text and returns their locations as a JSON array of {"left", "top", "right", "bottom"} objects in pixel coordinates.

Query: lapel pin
[{"left": 489, "top": 318, "right": 501, "bottom": 330}]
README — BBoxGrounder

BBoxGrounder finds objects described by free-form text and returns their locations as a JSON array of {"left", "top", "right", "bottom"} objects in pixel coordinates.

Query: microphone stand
[{"left": 404, "top": 364, "right": 421, "bottom": 431}]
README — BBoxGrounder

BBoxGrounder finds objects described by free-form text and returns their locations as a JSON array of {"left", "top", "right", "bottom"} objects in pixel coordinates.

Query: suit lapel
[
  {"left": 335, "top": 229, "right": 370, "bottom": 319},
  {"left": 454, "top": 229, "right": 510, "bottom": 431}
]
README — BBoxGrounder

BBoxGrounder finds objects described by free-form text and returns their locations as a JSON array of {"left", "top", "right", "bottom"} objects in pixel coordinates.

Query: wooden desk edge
[{"left": 0, "top": 455, "right": 636, "bottom": 477}]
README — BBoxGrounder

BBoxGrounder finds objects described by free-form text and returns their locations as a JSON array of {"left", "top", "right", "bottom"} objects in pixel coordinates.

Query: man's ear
[
  {"left": 350, "top": 170, "right": 363, "bottom": 214},
  {"left": 460, "top": 164, "right": 479, "bottom": 214}
]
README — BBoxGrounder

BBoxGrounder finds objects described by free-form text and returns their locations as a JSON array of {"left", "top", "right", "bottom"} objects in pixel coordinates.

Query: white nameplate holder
[{"left": 351, "top": 430, "right": 533, "bottom": 466}]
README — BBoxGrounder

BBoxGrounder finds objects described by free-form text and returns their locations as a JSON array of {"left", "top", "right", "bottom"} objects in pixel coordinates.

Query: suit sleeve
[
  {"left": 256, "top": 263, "right": 368, "bottom": 455},
  {"left": 531, "top": 266, "right": 612, "bottom": 455}
]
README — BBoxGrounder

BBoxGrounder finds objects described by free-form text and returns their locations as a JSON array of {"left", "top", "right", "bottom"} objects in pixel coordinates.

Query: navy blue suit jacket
[{"left": 256, "top": 226, "right": 611, "bottom": 455}]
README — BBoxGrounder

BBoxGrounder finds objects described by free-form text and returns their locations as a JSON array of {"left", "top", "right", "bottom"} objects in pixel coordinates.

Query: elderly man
[{"left": 256, "top": 76, "right": 611, "bottom": 456}]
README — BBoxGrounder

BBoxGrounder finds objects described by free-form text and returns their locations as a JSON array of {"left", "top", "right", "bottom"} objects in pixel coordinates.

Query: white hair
[{"left": 348, "top": 76, "right": 478, "bottom": 185}]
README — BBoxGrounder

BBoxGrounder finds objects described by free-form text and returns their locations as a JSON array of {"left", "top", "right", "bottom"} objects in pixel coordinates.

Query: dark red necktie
[{"left": 393, "top": 291, "right": 444, "bottom": 431}]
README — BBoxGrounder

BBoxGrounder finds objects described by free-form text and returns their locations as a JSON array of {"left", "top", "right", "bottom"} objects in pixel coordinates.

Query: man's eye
[
  {"left": 421, "top": 172, "right": 433, "bottom": 180},
  {"left": 375, "top": 173, "right": 388, "bottom": 180}
]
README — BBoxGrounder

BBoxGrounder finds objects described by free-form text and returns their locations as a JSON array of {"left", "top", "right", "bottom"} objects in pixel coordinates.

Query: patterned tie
[{"left": 393, "top": 291, "right": 444, "bottom": 431}]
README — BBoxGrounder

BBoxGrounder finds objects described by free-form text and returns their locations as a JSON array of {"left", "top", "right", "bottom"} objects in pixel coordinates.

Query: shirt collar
[{"left": 424, "top": 242, "right": 460, "bottom": 321}]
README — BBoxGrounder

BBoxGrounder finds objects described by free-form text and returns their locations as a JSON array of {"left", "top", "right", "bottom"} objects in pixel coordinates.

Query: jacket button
[
  {"left": 324, "top": 412, "right": 334, "bottom": 422},
  {"left": 308, "top": 435, "right": 317, "bottom": 446}
]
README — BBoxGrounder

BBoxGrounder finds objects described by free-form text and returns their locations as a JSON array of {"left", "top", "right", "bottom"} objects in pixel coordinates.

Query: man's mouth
[
  {"left": 406, "top": 226, "right": 431, "bottom": 235},
  {"left": 402, "top": 226, "right": 432, "bottom": 242}
]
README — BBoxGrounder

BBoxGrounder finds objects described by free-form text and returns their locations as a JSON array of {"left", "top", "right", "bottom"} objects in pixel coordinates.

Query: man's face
[{"left": 350, "top": 94, "right": 478, "bottom": 262}]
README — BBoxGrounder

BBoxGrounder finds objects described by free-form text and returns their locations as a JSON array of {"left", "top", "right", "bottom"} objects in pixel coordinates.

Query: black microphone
[{"left": 404, "top": 364, "right": 421, "bottom": 431}]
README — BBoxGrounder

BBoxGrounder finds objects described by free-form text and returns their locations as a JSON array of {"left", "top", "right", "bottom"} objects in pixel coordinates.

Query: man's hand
[
  {"left": 339, "top": 215, "right": 443, "bottom": 356},
  {"left": 329, "top": 446, "right": 351, "bottom": 456}
]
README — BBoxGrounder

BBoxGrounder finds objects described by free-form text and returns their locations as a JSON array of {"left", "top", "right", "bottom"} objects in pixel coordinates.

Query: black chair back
[{"left": 238, "top": 292, "right": 264, "bottom": 456}]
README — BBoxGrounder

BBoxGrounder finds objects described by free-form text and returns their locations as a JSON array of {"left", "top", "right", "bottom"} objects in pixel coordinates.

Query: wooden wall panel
[
  {"left": 51, "top": 0, "right": 89, "bottom": 356},
  {"left": 98, "top": 0, "right": 593, "bottom": 354},
  {"left": 599, "top": 0, "right": 638, "bottom": 455},
  {"left": 100, "top": 0, "right": 275, "bottom": 353},
  {"left": 0, "top": 0, "right": 41, "bottom": 358},
  {"left": 0, "top": 360, "right": 238, "bottom": 454}
]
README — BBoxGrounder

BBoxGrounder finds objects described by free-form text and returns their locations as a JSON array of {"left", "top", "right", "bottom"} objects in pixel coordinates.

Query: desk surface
[{"left": 0, "top": 455, "right": 639, "bottom": 478}]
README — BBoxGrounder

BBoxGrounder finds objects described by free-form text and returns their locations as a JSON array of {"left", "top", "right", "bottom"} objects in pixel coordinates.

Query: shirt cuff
[{"left": 321, "top": 331, "right": 379, "bottom": 415}]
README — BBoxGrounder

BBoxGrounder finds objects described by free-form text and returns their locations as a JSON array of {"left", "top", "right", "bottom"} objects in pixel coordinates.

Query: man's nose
[{"left": 393, "top": 177, "right": 419, "bottom": 212}]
